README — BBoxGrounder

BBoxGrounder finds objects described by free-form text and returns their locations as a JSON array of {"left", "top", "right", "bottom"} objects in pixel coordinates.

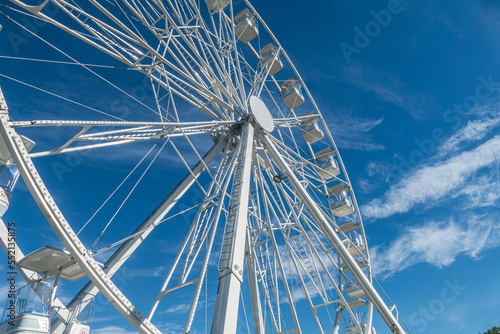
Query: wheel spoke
[
  {"left": 211, "top": 122, "right": 253, "bottom": 333},
  {"left": 10, "top": 119, "right": 237, "bottom": 157}
]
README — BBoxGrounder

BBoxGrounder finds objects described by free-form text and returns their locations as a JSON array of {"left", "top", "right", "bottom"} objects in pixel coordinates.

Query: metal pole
[{"left": 211, "top": 122, "right": 254, "bottom": 334}]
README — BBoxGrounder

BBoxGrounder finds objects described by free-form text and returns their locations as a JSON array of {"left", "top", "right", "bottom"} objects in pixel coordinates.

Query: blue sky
[{"left": 0, "top": 0, "right": 499, "bottom": 334}]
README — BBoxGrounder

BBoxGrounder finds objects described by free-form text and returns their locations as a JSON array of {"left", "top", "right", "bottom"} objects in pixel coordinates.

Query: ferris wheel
[{"left": 0, "top": 0, "right": 408, "bottom": 333}]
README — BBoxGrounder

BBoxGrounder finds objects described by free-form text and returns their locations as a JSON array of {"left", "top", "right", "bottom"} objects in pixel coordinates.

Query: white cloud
[
  {"left": 409, "top": 1, "right": 466, "bottom": 39},
  {"left": 357, "top": 178, "right": 375, "bottom": 194},
  {"left": 341, "top": 141, "right": 385, "bottom": 152},
  {"left": 371, "top": 216, "right": 500, "bottom": 277},
  {"left": 120, "top": 265, "right": 165, "bottom": 278},
  {"left": 437, "top": 108, "right": 500, "bottom": 156},
  {"left": 326, "top": 113, "right": 385, "bottom": 151},
  {"left": 361, "top": 136, "right": 500, "bottom": 219},
  {"left": 159, "top": 321, "right": 186, "bottom": 334},
  {"left": 92, "top": 325, "right": 137, "bottom": 334},
  {"left": 343, "top": 67, "right": 435, "bottom": 119},
  {"left": 161, "top": 302, "right": 192, "bottom": 314},
  {"left": 451, "top": 172, "right": 500, "bottom": 209},
  {"left": 90, "top": 315, "right": 119, "bottom": 323},
  {"left": 471, "top": 2, "right": 500, "bottom": 45},
  {"left": 358, "top": 160, "right": 399, "bottom": 193}
]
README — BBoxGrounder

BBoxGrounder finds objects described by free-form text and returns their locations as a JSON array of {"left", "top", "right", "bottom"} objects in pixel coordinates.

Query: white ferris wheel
[{"left": 0, "top": 1, "right": 409, "bottom": 333}]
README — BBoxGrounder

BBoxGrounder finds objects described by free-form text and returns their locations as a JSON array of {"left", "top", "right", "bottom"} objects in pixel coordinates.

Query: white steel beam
[
  {"left": 0, "top": 88, "right": 72, "bottom": 326},
  {"left": 211, "top": 122, "right": 254, "bottom": 334},
  {"left": 10, "top": 120, "right": 238, "bottom": 128},
  {"left": 10, "top": 120, "right": 236, "bottom": 158},
  {"left": 258, "top": 133, "right": 405, "bottom": 334}
]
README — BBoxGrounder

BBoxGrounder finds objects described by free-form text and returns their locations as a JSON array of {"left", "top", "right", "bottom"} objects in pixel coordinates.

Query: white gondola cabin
[
  {"left": 0, "top": 282, "right": 51, "bottom": 334},
  {"left": 346, "top": 325, "right": 376, "bottom": 334},
  {"left": 341, "top": 259, "right": 366, "bottom": 271},
  {"left": 0, "top": 246, "right": 100, "bottom": 333},
  {"left": 328, "top": 193, "right": 354, "bottom": 217},
  {"left": 204, "top": 0, "right": 230, "bottom": 13},
  {"left": 343, "top": 234, "right": 365, "bottom": 256},
  {"left": 234, "top": 9, "right": 258, "bottom": 43},
  {"left": 315, "top": 147, "right": 340, "bottom": 179},
  {"left": 346, "top": 323, "right": 368, "bottom": 334},
  {"left": 344, "top": 313, "right": 376, "bottom": 334},
  {"left": 281, "top": 77, "right": 305, "bottom": 109},
  {"left": 345, "top": 281, "right": 366, "bottom": 299},
  {"left": 18, "top": 246, "right": 104, "bottom": 282},
  {"left": 300, "top": 113, "right": 324, "bottom": 144},
  {"left": 259, "top": 43, "right": 283, "bottom": 76},
  {"left": 329, "top": 195, "right": 354, "bottom": 217},
  {"left": 328, "top": 184, "right": 355, "bottom": 217}
]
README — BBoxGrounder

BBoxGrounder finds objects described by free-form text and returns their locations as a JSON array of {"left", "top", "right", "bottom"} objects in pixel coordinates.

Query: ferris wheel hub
[{"left": 249, "top": 96, "right": 274, "bottom": 133}]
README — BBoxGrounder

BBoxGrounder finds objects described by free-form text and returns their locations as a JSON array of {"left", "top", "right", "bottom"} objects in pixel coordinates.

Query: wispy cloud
[
  {"left": 365, "top": 160, "right": 396, "bottom": 178},
  {"left": 90, "top": 315, "right": 120, "bottom": 323},
  {"left": 357, "top": 178, "right": 376, "bottom": 194},
  {"left": 343, "top": 66, "right": 435, "bottom": 119},
  {"left": 450, "top": 172, "right": 500, "bottom": 209},
  {"left": 159, "top": 321, "right": 186, "bottom": 334},
  {"left": 93, "top": 325, "right": 137, "bottom": 334},
  {"left": 161, "top": 302, "right": 192, "bottom": 314},
  {"left": 357, "top": 160, "right": 398, "bottom": 193},
  {"left": 326, "top": 113, "right": 385, "bottom": 151},
  {"left": 371, "top": 215, "right": 500, "bottom": 277},
  {"left": 470, "top": 1, "right": 500, "bottom": 44},
  {"left": 437, "top": 103, "right": 500, "bottom": 156},
  {"left": 408, "top": 1, "right": 466, "bottom": 39},
  {"left": 361, "top": 136, "right": 500, "bottom": 219},
  {"left": 120, "top": 265, "right": 165, "bottom": 278}
]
